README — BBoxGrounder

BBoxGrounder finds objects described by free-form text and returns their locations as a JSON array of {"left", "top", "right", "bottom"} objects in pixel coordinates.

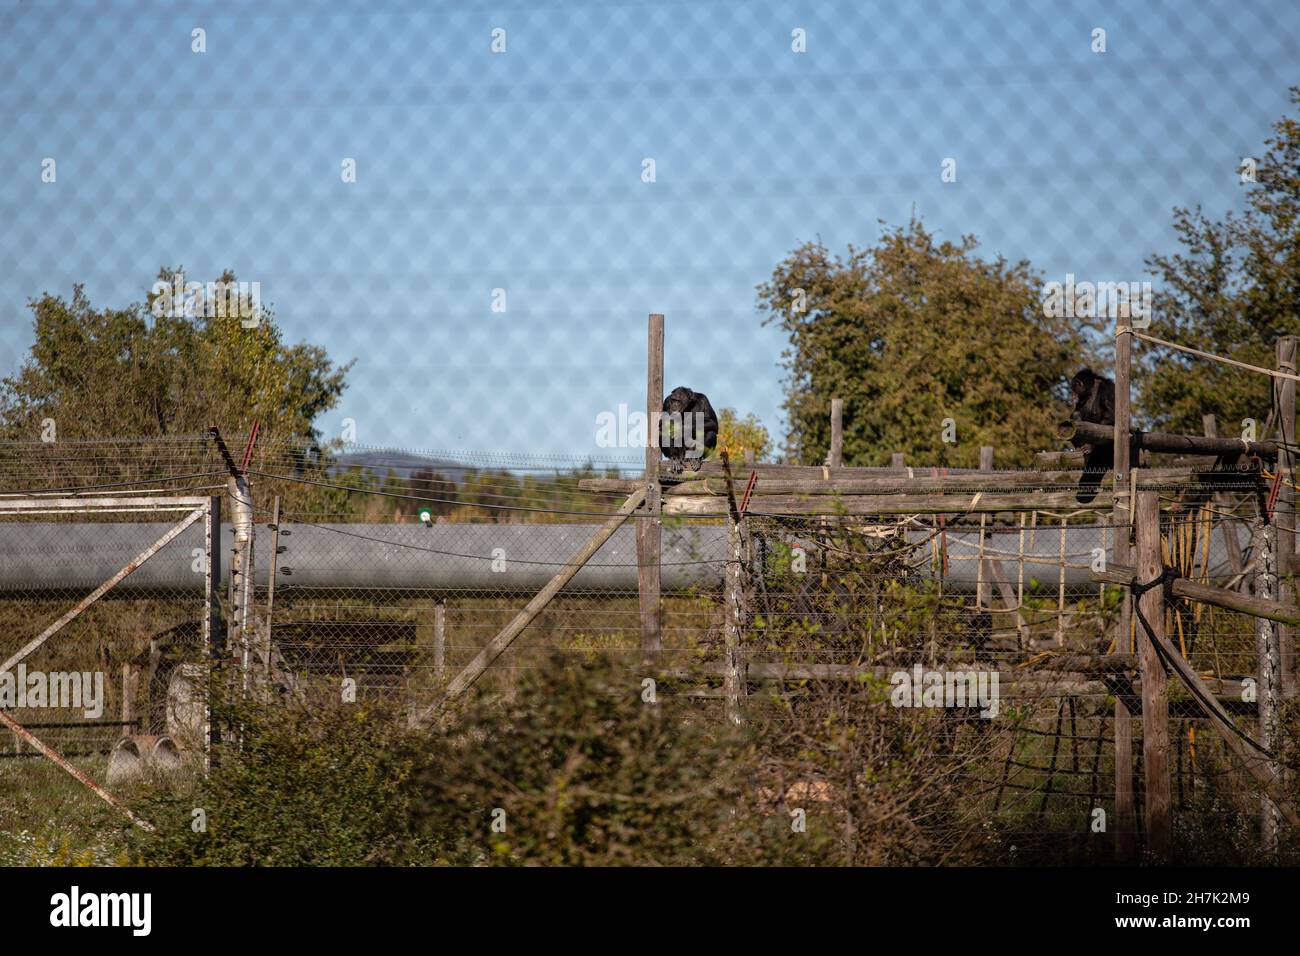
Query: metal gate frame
[{"left": 0, "top": 494, "right": 221, "bottom": 773}]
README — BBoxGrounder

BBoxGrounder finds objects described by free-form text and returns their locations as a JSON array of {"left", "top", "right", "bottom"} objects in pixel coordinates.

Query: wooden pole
[
  {"left": 828, "top": 398, "right": 843, "bottom": 468},
  {"left": 1135, "top": 488, "right": 1172, "bottom": 861},
  {"left": 1255, "top": 519, "right": 1283, "bottom": 854},
  {"left": 1275, "top": 336, "right": 1296, "bottom": 692},
  {"left": 263, "top": 495, "right": 281, "bottom": 697},
  {"left": 1112, "top": 316, "right": 1137, "bottom": 860},
  {"left": 120, "top": 663, "right": 133, "bottom": 738},
  {"left": 419, "top": 487, "right": 646, "bottom": 720},
  {"left": 1063, "top": 419, "right": 1279, "bottom": 460},
  {"left": 637, "top": 314, "right": 664, "bottom": 662},
  {"left": 976, "top": 447, "right": 992, "bottom": 610},
  {"left": 723, "top": 510, "right": 746, "bottom": 724},
  {"left": 891, "top": 452, "right": 906, "bottom": 470},
  {"left": 1203, "top": 414, "right": 1246, "bottom": 578}
]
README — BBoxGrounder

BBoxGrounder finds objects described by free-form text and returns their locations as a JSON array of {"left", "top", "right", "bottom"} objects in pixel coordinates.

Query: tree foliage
[
  {"left": 1139, "top": 88, "right": 1300, "bottom": 433},
  {"left": 0, "top": 268, "right": 351, "bottom": 444},
  {"left": 716, "top": 408, "right": 771, "bottom": 462},
  {"left": 757, "top": 218, "right": 1085, "bottom": 467}
]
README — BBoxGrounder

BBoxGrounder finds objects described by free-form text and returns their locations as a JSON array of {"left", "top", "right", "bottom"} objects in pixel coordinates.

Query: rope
[{"left": 1122, "top": 328, "right": 1300, "bottom": 382}]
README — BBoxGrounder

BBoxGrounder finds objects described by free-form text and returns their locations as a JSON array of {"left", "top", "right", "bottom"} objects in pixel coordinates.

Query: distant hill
[{"left": 329, "top": 449, "right": 469, "bottom": 484}]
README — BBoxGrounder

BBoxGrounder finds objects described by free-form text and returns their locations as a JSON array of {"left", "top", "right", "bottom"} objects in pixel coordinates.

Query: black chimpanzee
[
  {"left": 661, "top": 386, "right": 719, "bottom": 474},
  {"left": 1069, "top": 368, "right": 1116, "bottom": 503}
]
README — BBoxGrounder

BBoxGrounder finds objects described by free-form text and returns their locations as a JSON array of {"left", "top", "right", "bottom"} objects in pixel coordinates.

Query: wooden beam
[
  {"left": 418, "top": 487, "right": 647, "bottom": 720},
  {"left": 1135, "top": 489, "right": 1172, "bottom": 860},
  {"left": 662, "top": 491, "right": 1113, "bottom": 516},
  {"left": 637, "top": 314, "right": 664, "bottom": 661},
  {"left": 1091, "top": 563, "right": 1300, "bottom": 626},
  {"left": 1062, "top": 419, "right": 1278, "bottom": 460},
  {"left": 580, "top": 468, "right": 1203, "bottom": 497}
]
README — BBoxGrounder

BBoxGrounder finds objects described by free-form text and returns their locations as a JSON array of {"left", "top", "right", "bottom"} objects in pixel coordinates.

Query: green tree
[
  {"left": 0, "top": 267, "right": 351, "bottom": 444},
  {"left": 716, "top": 408, "right": 771, "bottom": 461},
  {"left": 757, "top": 218, "right": 1085, "bottom": 467},
  {"left": 1138, "top": 87, "right": 1300, "bottom": 433}
]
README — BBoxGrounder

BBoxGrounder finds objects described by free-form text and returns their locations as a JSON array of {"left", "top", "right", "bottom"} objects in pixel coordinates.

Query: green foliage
[
  {"left": 757, "top": 218, "right": 1084, "bottom": 467},
  {"left": 716, "top": 408, "right": 771, "bottom": 461},
  {"left": 1139, "top": 88, "right": 1300, "bottom": 432},
  {"left": 413, "top": 654, "right": 750, "bottom": 865},
  {"left": 127, "top": 697, "right": 441, "bottom": 866},
  {"left": 0, "top": 267, "right": 351, "bottom": 444}
]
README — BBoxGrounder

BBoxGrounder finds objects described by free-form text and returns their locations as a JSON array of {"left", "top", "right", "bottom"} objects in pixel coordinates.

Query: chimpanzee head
[
  {"left": 663, "top": 386, "right": 696, "bottom": 416},
  {"left": 1070, "top": 368, "right": 1096, "bottom": 406}
]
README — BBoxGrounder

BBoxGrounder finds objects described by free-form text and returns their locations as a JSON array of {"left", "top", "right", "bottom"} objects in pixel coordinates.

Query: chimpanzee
[
  {"left": 661, "top": 386, "right": 719, "bottom": 474},
  {"left": 1069, "top": 368, "right": 1116, "bottom": 503}
]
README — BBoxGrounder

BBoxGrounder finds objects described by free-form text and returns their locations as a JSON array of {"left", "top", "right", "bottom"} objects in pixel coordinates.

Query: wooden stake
[
  {"left": 1135, "top": 488, "right": 1172, "bottom": 861},
  {"left": 723, "top": 510, "right": 746, "bottom": 724},
  {"left": 637, "top": 314, "right": 664, "bottom": 661},
  {"left": 828, "top": 398, "right": 843, "bottom": 468},
  {"left": 1113, "top": 315, "right": 1137, "bottom": 860}
]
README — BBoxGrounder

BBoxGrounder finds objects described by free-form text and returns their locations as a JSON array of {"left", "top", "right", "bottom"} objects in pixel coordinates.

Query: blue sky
[{"left": 1, "top": 0, "right": 1296, "bottom": 463}]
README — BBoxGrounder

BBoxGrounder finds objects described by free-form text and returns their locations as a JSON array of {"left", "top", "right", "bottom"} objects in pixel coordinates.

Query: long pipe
[{"left": 0, "top": 520, "right": 1250, "bottom": 596}]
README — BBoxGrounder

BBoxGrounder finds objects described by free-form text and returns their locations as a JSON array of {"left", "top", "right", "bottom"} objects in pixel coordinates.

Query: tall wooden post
[
  {"left": 976, "top": 447, "right": 993, "bottom": 609},
  {"left": 723, "top": 511, "right": 746, "bottom": 724},
  {"left": 828, "top": 398, "right": 843, "bottom": 468},
  {"left": 1112, "top": 314, "right": 1137, "bottom": 859},
  {"left": 1275, "top": 336, "right": 1296, "bottom": 692},
  {"left": 1135, "top": 488, "right": 1172, "bottom": 860},
  {"left": 637, "top": 314, "right": 664, "bottom": 662}
]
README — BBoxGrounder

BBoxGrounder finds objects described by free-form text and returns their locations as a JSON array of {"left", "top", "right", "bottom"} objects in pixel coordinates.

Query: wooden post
[
  {"left": 891, "top": 452, "right": 905, "bottom": 470},
  {"left": 976, "top": 447, "right": 992, "bottom": 609},
  {"left": 723, "top": 511, "right": 747, "bottom": 724},
  {"left": 419, "top": 487, "right": 647, "bottom": 720},
  {"left": 120, "top": 663, "right": 133, "bottom": 738},
  {"left": 1135, "top": 488, "right": 1172, "bottom": 861},
  {"left": 828, "top": 398, "right": 843, "bottom": 468},
  {"left": 434, "top": 601, "right": 446, "bottom": 679},
  {"left": 1203, "top": 415, "right": 1245, "bottom": 578},
  {"left": 203, "top": 495, "right": 221, "bottom": 769},
  {"left": 1112, "top": 314, "right": 1137, "bottom": 860},
  {"left": 1275, "top": 336, "right": 1296, "bottom": 692},
  {"left": 1255, "top": 520, "right": 1283, "bottom": 854},
  {"left": 637, "top": 314, "right": 664, "bottom": 662},
  {"left": 263, "top": 495, "right": 281, "bottom": 697}
]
